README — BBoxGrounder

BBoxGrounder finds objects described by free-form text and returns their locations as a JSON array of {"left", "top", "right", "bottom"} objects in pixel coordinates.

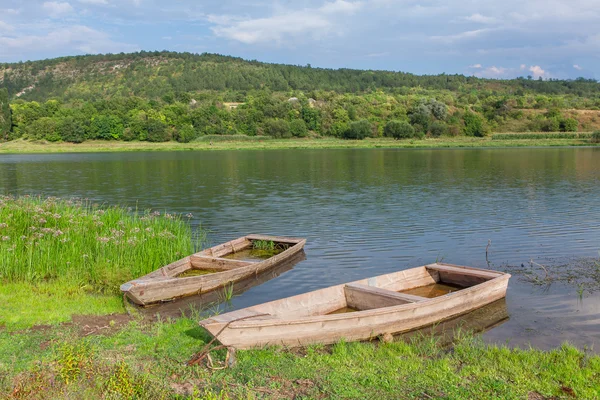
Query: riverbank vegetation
[
  {"left": 1, "top": 52, "right": 600, "bottom": 146},
  {"left": 1, "top": 135, "right": 598, "bottom": 154},
  {"left": 2, "top": 314, "right": 599, "bottom": 399},
  {"left": 1, "top": 196, "right": 599, "bottom": 398},
  {"left": 0, "top": 196, "right": 196, "bottom": 329}
]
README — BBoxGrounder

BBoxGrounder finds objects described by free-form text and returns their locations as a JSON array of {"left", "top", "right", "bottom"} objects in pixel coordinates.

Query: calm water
[{"left": 1, "top": 148, "right": 600, "bottom": 349}]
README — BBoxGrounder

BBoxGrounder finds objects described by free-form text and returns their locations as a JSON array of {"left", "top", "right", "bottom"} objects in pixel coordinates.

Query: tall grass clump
[{"left": 0, "top": 196, "right": 197, "bottom": 294}]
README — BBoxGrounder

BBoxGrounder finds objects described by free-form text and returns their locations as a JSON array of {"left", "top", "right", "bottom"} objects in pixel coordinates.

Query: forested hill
[
  {"left": 1, "top": 51, "right": 600, "bottom": 143},
  {"left": 2, "top": 51, "right": 599, "bottom": 100}
]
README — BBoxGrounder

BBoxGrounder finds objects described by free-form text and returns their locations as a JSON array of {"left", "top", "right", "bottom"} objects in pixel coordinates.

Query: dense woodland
[{"left": 1, "top": 51, "right": 599, "bottom": 143}]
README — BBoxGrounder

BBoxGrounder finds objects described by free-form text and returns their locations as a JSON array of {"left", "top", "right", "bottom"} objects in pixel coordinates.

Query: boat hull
[
  {"left": 199, "top": 263, "right": 510, "bottom": 349},
  {"left": 121, "top": 234, "right": 306, "bottom": 306}
]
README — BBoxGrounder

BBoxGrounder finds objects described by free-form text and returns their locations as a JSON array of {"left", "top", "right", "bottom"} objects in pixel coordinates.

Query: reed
[{"left": 0, "top": 195, "right": 197, "bottom": 294}]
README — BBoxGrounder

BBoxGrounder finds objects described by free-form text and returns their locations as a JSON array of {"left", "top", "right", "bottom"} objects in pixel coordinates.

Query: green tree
[
  {"left": 145, "top": 119, "right": 170, "bottom": 142},
  {"left": 91, "top": 115, "right": 124, "bottom": 140},
  {"left": 59, "top": 117, "right": 86, "bottom": 143},
  {"left": 343, "top": 119, "right": 372, "bottom": 140},
  {"left": 289, "top": 119, "right": 308, "bottom": 137},
  {"left": 429, "top": 121, "right": 448, "bottom": 137},
  {"left": 560, "top": 118, "right": 578, "bottom": 132},
  {"left": 463, "top": 111, "right": 488, "bottom": 137},
  {"left": 264, "top": 119, "right": 291, "bottom": 138},
  {"left": 27, "top": 117, "right": 60, "bottom": 142},
  {"left": 384, "top": 120, "right": 414, "bottom": 139},
  {"left": 175, "top": 124, "right": 196, "bottom": 143}
]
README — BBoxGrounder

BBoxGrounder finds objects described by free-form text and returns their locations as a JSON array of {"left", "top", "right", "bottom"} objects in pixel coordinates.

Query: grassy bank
[
  {"left": 1, "top": 135, "right": 599, "bottom": 154},
  {"left": 2, "top": 317, "right": 599, "bottom": 399},
  {"left": 0, "top": 196, "right": 196, "bottom": 329},
  {"left": 1, "top": 196, "right": 599, "bottom": 399}
]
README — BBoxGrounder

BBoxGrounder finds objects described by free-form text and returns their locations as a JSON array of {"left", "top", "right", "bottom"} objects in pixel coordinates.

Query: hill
[{"left": 1, "top": 51, "right": 599, "bottom": 143}]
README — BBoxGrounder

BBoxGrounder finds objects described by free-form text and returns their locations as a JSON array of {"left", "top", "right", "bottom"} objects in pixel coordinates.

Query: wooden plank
[
  {"left": 426, "top": 263, "right": 503, "bottom": 287},
  {"left": 345, "top": 283, "right": 427, "bottom": 310},
  {"left": 246, "top": 234, "right": 304, "bottom": 244},
  {"left": 205, "top": 237, "right": 252, "bottom": 258},
  {"left": 190, "top": 256, "right": 254, "bottom": 271}
]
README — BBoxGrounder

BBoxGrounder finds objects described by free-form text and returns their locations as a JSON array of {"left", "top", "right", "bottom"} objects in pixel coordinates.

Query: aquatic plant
[
  {"left": 0, "top": 195, "right": 197, "bottom": 294},
  {"left": 252, "top": 240, "right": 276, "bottom": 251}
]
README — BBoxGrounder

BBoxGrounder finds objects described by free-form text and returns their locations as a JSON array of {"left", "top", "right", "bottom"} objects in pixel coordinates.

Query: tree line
[{"left": 1, "top": 52, "right": 598, "bottom": 143}]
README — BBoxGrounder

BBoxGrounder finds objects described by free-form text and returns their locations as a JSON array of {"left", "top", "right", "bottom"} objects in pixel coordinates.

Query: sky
[{"left": 0, "top": 0, "right": 598, "bottom": 79}]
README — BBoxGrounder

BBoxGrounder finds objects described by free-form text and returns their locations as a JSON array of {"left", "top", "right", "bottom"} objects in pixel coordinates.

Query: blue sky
[{"left": 0, "top": 0, "right": 598, "bottom": 79}]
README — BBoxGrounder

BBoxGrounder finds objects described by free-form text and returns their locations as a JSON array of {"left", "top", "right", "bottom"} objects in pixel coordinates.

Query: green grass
[
  {"left": 0, "top": 196, "right": 197, "bottom": 330},
  {"left": 2, "top": 318, "right": 599, "bottom": 399},
  {"left": 492, "top": 132, "right": 594, "bottom": 140},
  {"left": 1, "top": 135, "right": 599, "bottom": 154}
]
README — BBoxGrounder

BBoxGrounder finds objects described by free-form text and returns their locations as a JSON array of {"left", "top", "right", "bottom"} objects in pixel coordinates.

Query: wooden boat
[
  {"left": 120, "top": 234, "right": 306, "bottom": 306},
  {"left": 199, "top": 263, "right": 510, "bottom": 349},
  {"left": 136, "top": 250, "right": 306, "bottom": 319}
]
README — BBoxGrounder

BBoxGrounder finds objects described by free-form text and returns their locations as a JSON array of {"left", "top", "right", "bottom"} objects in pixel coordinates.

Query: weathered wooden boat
[
  {"left": 121, "top": 234, "right": 306, "bottom": 306},
  {"left": 136, "top": 250, "right": 306, "bottom": 319},
  {"left": 199, "top": 263, "right": 510, "bottom": 349}
]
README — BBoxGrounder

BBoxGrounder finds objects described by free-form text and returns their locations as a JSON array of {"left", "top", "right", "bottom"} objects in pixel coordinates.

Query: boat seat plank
[
  {"left": 246, "top": 234, "right": 303, "bottom": 244},
  {"left": 426, "top": 263, "right": 502, "bottom": 287},
  {"left": 345, "top": 283, "right": 428, "bottom": 311},
  {"left": 190, "top": 256, "right": 255, "bottom": 271}
]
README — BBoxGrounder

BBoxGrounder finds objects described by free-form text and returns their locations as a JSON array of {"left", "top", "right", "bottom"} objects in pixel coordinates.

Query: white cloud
[
  {"left": 0, "top": 21, "right": 14, "bottom": 32},
  {"left": 78, "top": 0, "right": 108, "bottom": 4},
  {"left": 573, "top": 64, "right": 583, "bottom": 70},
  {"left": 211, "top": 0, "right": 363, "bottom": 44},
  {"left": 463, "top": 13, "right": 498, "bottom": 24},
  {"left": 0, "top": 25, "right": 137, "bottom": 58},
  {"left": 469, "top": 63, "right": 482, "bottom": 68},
  {"left": 431, "top": 28, "right": 492, "bottom": 43},
  {"left": 520, "top": 64, "right": 527, "bottom": 70},
  {"left": 529, "top": 65, "right": 546, "bottom": 78},
  {"left": 43, "top": 2, "right": 74, "bottom": 18}
]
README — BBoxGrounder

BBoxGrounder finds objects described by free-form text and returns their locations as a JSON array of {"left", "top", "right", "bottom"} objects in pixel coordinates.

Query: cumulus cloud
[
  {"left": 211, "top": 0, "right": 363, "bottom": 44},
  {"left": 573, "top": 64, "right": 583, "bottom": 70},
  {"left": 469, "top": 63, "right": 482, "bottom": 68},
  {"left": 43, "top": 1, "right": 74, "bottom": 18},
  {"left": 529, "top": 65, "right": 546, "bottom": 78}
]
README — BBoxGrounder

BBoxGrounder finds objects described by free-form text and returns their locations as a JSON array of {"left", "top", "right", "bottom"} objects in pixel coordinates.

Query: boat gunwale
[{"left": 206, "top": 263, "right": 510, "bottom": 328}]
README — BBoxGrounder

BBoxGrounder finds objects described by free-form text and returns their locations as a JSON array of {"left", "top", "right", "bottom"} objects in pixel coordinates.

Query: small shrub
[
  {"left": 343, "top": 119, "right": 372, "bottom": 140},
  {"left": 384, "top": 120, "right": 414, "bottom": 139},
  {"left": 175, "top": 125, "right": 197, "bottom": 143},
  {"left": 59, "top": 117, "right": 86, "bottom": 143},
  {"left": 560, "top": 118, "right": 578, "bottom": 132},
  {"left": 540, "top": 118, "right": 560, "bottom": 132},
  {"left": 463, "top": 111, "right": 488, "bottom": 137},
  {"left": 264, "top": 119, "right": 291, "bottom": 138},
  {"left": 592, "top": 131, "right": 600, "bottom": 143},
  {"left": 290, "top": 119, "right": 308, "bottom": 137},
  {"left": 429, "top": 121, "right": 448, "bottom": 137},
  {"left": 145, "top": 119, "right": 170, "bottom": 142}
]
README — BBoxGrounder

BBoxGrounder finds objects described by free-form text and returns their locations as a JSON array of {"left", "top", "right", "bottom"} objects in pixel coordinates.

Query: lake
[{"left": 1, "top": 147, "right": 599, "bottom": 349}]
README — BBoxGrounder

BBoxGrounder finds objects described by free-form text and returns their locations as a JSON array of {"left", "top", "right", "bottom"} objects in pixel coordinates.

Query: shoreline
[{"left": 0, "top": 137, "right": 598, "bottom": 154}]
